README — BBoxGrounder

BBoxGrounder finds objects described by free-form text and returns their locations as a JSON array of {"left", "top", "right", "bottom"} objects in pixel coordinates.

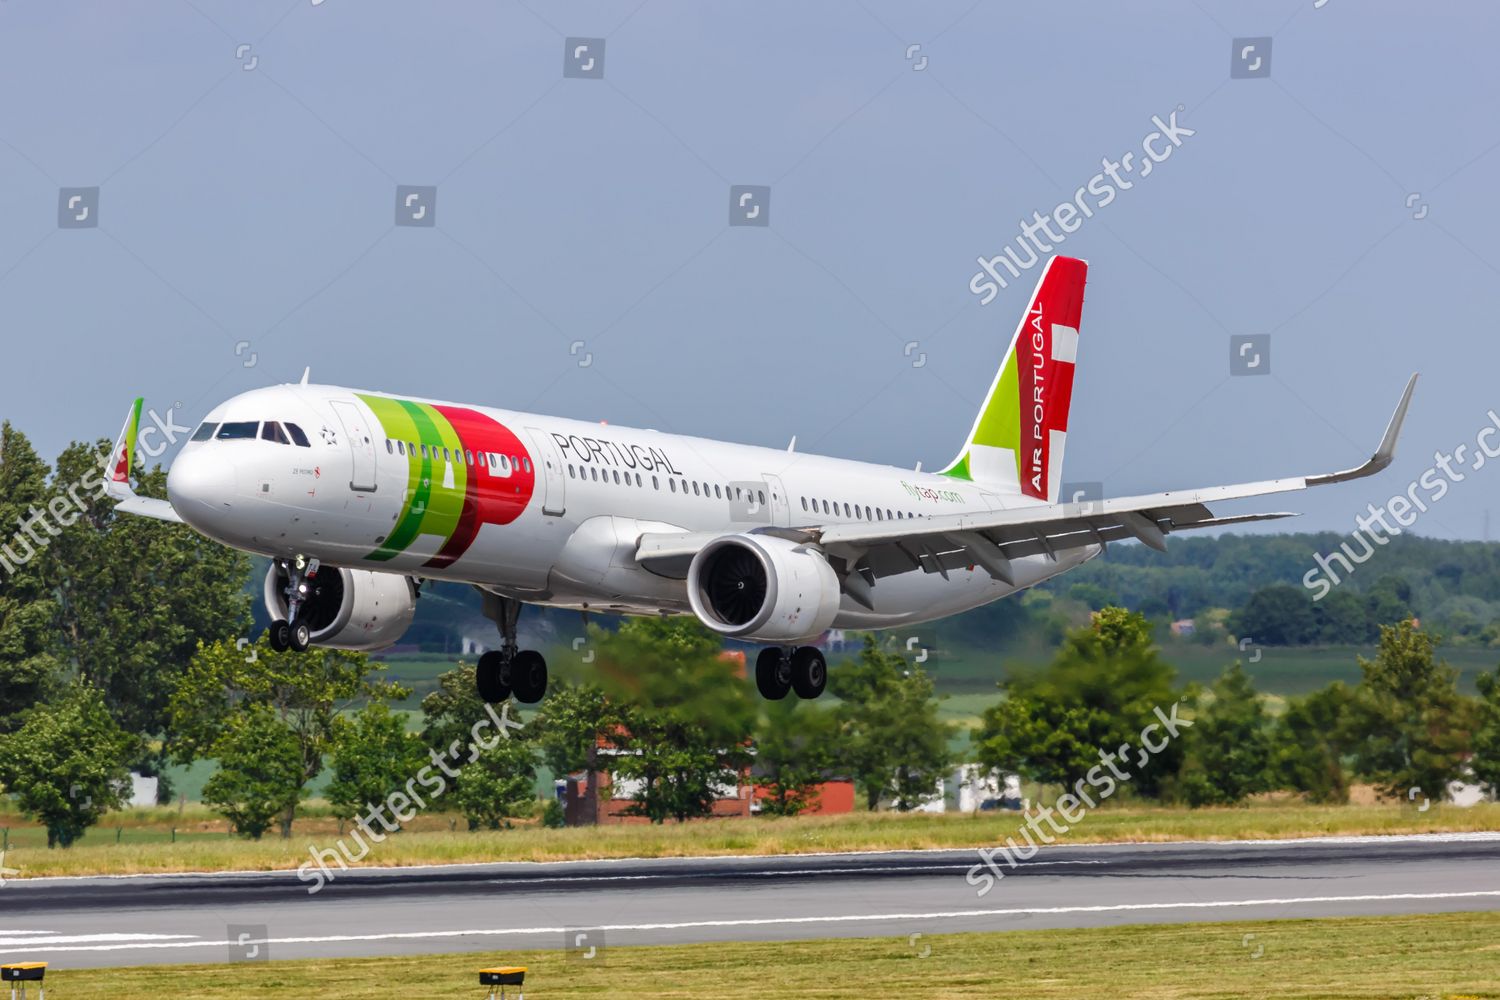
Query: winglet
[
  {"left": 106, "top": 397, "right": 144, "bottom": 492},
  {"left": 1307, "top": 373, "right": 1418, "bottom": 487}
]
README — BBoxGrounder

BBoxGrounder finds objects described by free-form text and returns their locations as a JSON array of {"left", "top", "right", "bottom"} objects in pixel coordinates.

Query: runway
[{"left": 2, "top": 833, "right": 1499, "bottom": 968}]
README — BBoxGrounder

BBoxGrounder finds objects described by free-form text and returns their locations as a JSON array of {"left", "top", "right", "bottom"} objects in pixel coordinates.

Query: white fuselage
[{"left": 166, "top": 383, "right": 1096, "bottom": 630}]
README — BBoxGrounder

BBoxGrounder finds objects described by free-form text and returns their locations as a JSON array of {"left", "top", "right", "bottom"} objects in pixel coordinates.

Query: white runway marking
[
  {"left": 13, "top": 890, "right": 1500, "bottom": 953},
  {"left": 0, "top": 933, "right": 199, "bottom": 947}
]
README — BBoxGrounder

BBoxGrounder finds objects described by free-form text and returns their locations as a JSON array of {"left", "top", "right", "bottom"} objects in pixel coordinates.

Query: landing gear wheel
[
  {"left": 791, "top": 646, "right": 827, "bottom": 700},
  {"left": 289, "top": 621, "right": 312, "bottom": 653},
  {"left": 268, "top": 619, "right": 291, "bottom": 652},
  {"left": 511, "top": 650, "right": 548, "bottom": 704},
  {"left": 476, "top": 650, "right": 511, "bottom": 704},
  {"left": 756, "top": 647, "right": 792, "bottom": 701}
]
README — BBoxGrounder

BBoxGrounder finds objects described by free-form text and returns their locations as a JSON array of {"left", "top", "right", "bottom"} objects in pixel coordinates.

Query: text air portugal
[{"left": 1019, "top": 256, "right": 1085, "bottom": 500}]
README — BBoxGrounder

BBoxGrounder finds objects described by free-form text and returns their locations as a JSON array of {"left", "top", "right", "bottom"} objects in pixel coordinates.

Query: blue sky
[{"left": 1, "top": 0, "right": 1497, "bottom": 539}]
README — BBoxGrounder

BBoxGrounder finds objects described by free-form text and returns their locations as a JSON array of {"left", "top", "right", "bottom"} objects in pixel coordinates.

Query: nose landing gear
[
  {"left": 755, "top": 645, "right": 826, "bottom": 700},
  {"left": 475, "top": 592, "right": 549, "bottom": 704},
  {"left": 267, "top": 555, "right": 317, "bottom": 653}
]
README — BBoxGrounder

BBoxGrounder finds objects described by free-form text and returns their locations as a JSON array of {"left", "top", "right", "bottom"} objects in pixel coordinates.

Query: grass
[
  {"left": 32, "top": 912, "right": 1500, "bottom": 998},
  {"left": 4, "top": 799, "right": 1499, "bottom": 879}
]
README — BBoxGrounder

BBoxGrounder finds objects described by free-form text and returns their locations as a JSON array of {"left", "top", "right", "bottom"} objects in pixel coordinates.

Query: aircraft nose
[{"left": 167, "top": 449, "right": 236, "bottom": 521}]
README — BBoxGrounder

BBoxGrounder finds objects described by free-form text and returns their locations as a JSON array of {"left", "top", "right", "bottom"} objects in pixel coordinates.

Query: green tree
[
  {"left": 754, "top": 698, "right": 837, "bottom": 817},
  {"left": 1314, "top": 589, "right": 1375, "bottom": 644},
  {"left": 327, "top": 702, "right": 427, "bottom": 829},
  {"left": 1234, "top": 584, "right": 1317, "bottom": 646},
  {"left": 452, "top": 735, "right": 537, "bottom": 830},
  {"left": 0, "top": 423, "right": 64, "bottom": 732},
  {"left": 47, "top": 440, "right": 252, "bottom": 739},
  {"left": 201, "top": 704, "right": 306, "bottom": 840},
  {"left": 590, "top": 617, "right": 754, "bottom": 824},
  {"left": 1471, "top": 669, "right": 1500, "bottom": 800},
  {"left": 0, "top": 684, "right": 137, "bottom": 847},
  {"left": 1270, "top": 681, "right": 1355, "bottom": 803},
  {"left": 830, "top": 635, "right": 953, "bottom": 811},
  {"left": 1176, "top": 663, "right": 1272, "bottom": 806},
  {"left": 421, "top": 663, "right": 541, "bottom": 829},
  {"left": 167, "top": 639, "right": 404, "bottom": 837},
  {"left": 532, "top": 680, "right": 622, "bottom": 826},
  {"left": 1345, "top": 622, "right": 1472, "bottom": 801},
  {"left": 973, "top": 608, "right": 1188, "bottom": 800}
]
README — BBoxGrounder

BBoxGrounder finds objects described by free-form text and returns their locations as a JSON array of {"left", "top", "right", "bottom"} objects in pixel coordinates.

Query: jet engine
[
  {"left": 263, "top": 564, "right": 417, "bottom": 651},
  {"left": 686, "top": 534, "right": 841, "bottom": 642}
]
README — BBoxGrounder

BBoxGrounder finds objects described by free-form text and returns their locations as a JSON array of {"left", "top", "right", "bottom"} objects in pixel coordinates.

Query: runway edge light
[
  {"left": 1, "top": 962, "right": 46, "bottom": 1000},
  {"left": 479, "top": 965, "right": 526, "bottom": 999}
]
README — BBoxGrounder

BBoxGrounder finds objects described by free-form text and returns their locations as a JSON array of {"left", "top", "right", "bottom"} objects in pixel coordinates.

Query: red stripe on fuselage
[{"left": 425, "top": 406, "right": 535, "bottom": 570}]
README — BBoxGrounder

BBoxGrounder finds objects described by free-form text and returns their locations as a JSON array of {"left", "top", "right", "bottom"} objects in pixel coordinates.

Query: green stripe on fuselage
[{"left": 360, "top": 395, "right": 468, "bottom": 561}]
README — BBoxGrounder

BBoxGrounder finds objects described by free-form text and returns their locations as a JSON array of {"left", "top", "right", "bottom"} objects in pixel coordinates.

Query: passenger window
[
  {"left": 523, "top": 458, "right": 532, "bottom": 473},
  {"left": 590, "top": 467, "right": 599, "bottom": 481},
  {"left": 670, "top": 479, "right": 677, "bottom": 493},
  {"left": 421, "top": 444, "right": 429, "bottom": 459},
  {"left": 635, "top": 473, "right": 643, "bottom": 486},
  {"left": 384, "top": 439, "right": 393, "bottom": 454},
  {"left": 714, "top": 484, "right": 722, "bottom": 499},
  {"left": 190, "top": 422, "right": 217, "bottom": 442},
  {"left": 822, "top": 500, "right": 831, "bottom": 515},
  {"left": 568, "top": 465, "right": 576, "bottom": 479},
  {"left": 800, "top": 497, "right": 807, "bottom": 511},
  {"left": 758, "top": 490, "right": 766, "bottom": 507},
  {"left": 692, "top": 482, "right": 700, "bottom": 496},
  {"left": 465, "top": 450, "right": 473, "bottom": 465},
  {"left": 875, "top": 508, "right": 883, "bottom": 521},
  {"left": 652, "top": 475, "right": 659, "bottom": 490},
  {"left": 612, "top": 470, "right": 621, "bottom": 484},
  {"left": 217, "top": 421, "right": 258, "bottom": 440},
  {"left": 865, "top": 505, "right": 872, "bottom": 520},
  {"left": 285, "top": 423, "right": 311, "bottom": 447}
]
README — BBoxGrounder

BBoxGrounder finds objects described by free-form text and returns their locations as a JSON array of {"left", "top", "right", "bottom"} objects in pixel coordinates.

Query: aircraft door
[
  {"left": 331, "top": 400, "right": 378, "bottom": 493},
  {"left": 762, "top": 474, "right": 791, "bottom": 527},
  {"left": 525, "top": 427, "right": 566, "bottom": 516}
]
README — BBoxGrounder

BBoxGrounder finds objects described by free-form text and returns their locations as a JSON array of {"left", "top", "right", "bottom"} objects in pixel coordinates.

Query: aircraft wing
[{"left": 636, "top": 373, "right": 1416, "bottom": 582}]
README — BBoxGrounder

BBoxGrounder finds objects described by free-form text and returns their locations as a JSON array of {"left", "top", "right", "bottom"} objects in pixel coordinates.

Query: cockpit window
[
  {"left": 217, "top": 421, "right": 259, "bottom": 440},
  {"left": 190, "top": 422, "right": 217, "bottom": 442},
  {"left": 285, "top": 423, "right": 311, "bottom": 447},
  {"left": 261, "top": 421, "right": 290, "bottom": 445}
]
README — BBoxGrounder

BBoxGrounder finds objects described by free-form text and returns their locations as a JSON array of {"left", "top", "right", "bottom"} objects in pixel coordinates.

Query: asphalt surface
[{"left": 2, "top": 833, "right": 1499, "bottom": 969}]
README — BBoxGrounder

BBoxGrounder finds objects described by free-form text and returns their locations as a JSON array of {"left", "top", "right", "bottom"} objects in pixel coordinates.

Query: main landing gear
[
  {"left": 267, "top": 555, "right": 317, "bottom": 653},
  {"left": 755, "top": 646, "right": 827, "bottom": 701},
  {"left": 476, "top": 593, "right": 549, "bottom": 705}
]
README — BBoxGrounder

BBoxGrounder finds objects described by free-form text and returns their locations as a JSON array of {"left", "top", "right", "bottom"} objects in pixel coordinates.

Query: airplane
[{"left": 104, "top": 255, "right": 1417, "bottom": 705}]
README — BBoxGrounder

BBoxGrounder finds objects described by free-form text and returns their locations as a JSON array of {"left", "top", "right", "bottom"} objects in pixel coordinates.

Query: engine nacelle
[
  {"left": 687, "top": 534, "right": 841, "bottom": 643},
  {"left": 263, "top": 565, "right": 417, "bottom": 651}
]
